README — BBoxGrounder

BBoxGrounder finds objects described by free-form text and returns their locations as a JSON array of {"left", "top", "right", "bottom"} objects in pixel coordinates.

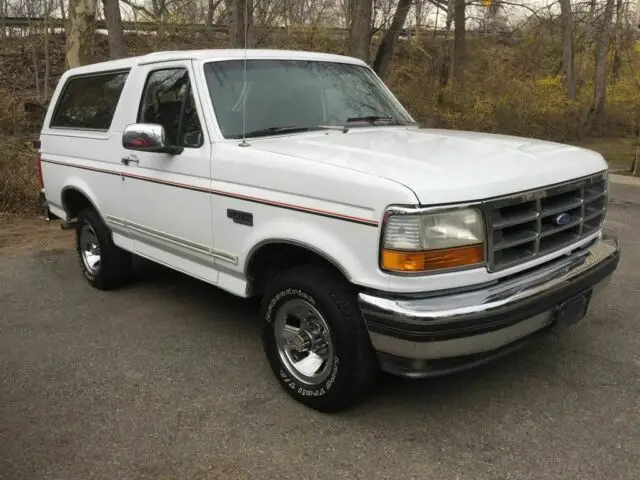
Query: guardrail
[
  {"left": 0, "top": 16, "right": 516, "bottom": 37},
  {"left": 2, "top": 16, "right": 229, "bottom": 32}
]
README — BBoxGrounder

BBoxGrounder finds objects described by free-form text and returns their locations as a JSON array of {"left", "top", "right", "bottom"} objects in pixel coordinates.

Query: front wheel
[{"left": 260, "top": 265, "right": 379, "bottom": 412}]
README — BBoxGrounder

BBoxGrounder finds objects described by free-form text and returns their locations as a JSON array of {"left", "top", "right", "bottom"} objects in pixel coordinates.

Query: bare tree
[
  {"left": 415, "top": 0, "right": 425, "bottom": 30},
  {"left": 66, "top": 0, "right": 97, "bottom": 68},
  {"left": 103, "top": 0, "right": 125, "bottom": 59},
  {"left": 347, "top": 0, "right": 373, "bottom": 62},
  {"left": 435, "top": 0, "right": 454, "bottom": 101},
  {"left": 120, "top": 0, "right": 175, "bottom": 34},
  {"left": 578, "top": 0, "right": 596, "bottom": 87},
  {"left": 611, "top": 0, "right": 624, "bottom": 82},
  {"left": 0, "top": 0, "right": 6, "bottom": 38},
  {"left": 372, "top": 0, "right": 412, "bottom": 79},
  {"left": 372, "top": 0, "right": 395, "bottom": 30},
  {"left": 227, "top": 0, "right": 253, "bottom": 47},
  {"left": 452, "top": 0, "right": 466, "bottom": 82},
  {"left": 559, "top": 0, "right": 576, "bottom": 100},
  {"left": 207, "top": 0, "right": 224, "bottom": 26},
  {"left": 589, "top": 0, "right": 616, "bottom": 119},
  {"left": 44, "top": 0, "right": 52, "bottom": 98}
]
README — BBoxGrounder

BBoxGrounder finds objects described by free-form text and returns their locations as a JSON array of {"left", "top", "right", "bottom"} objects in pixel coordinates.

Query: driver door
[{"left": 120, "top": 62, "right": 218, "bottom": 284}]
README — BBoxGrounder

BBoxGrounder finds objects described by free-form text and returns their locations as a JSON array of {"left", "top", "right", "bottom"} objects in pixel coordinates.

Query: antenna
[{"left": 238, "top": 0, "right": 250, "bottom": 147}]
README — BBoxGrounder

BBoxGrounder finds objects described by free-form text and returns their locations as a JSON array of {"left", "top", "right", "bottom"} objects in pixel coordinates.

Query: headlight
[{"left": 381, "top": 207, "right": 485, "bottom": 273}]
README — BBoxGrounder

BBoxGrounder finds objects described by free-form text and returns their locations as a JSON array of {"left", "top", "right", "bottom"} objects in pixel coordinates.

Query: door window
[{"left": 138, "top": 68, "right": 204, "bottom": 148}]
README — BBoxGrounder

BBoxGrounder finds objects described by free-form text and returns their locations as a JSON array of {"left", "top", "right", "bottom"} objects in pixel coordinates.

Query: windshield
[{"left": 202, "top": 59, "right": 414, "bottom": 139}]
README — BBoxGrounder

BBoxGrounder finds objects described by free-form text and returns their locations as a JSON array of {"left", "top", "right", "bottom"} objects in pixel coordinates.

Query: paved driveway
[{"left": 1, "top": 183, "right": 639, "bottom": 480}]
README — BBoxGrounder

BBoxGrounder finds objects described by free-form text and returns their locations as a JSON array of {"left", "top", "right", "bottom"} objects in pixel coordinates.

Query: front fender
[{"left": 241, "top": 217, "right": 377, "bottom": 283}]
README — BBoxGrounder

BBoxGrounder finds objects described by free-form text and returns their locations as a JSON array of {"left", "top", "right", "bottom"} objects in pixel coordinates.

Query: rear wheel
[
  {"left": 76, "top": 208, "right": 132, "bottom": 290},
  {"left": 260, "top": 265, "right": 379, "bottom": 412}
]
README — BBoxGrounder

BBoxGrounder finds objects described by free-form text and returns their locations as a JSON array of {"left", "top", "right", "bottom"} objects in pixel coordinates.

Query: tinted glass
[
  {"left": 178, "top": 85, "right": 203, "bottom": 148},
  {"left": 51, "top": 71, "right": 129, "bottom": 130},
  {"left": 203, "top": 59, "right": 413, "bottom": 139},
  {"left": 138, "top": 68, "right": 203, "bottom": 148}
]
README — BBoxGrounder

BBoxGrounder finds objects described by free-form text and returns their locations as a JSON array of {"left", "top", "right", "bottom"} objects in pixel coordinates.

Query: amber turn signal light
[{"left": 382, "top": 245, "right": 485, "bottom": 272}]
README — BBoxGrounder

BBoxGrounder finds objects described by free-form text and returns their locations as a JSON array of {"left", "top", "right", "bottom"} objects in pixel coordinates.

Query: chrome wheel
[
  {"left": 274, "top": 298, "right": 334, "bottom": 385},
  {"left": 79, "top": 222, "right": 101, "bottom": 274}
]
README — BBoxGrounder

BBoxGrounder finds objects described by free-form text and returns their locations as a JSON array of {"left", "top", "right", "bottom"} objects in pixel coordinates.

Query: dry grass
[
  {"left": 0, "top": 135, "right": 40, "bottom": 213},
  {"left": 1, "top": 32, "right": 639, "bottom": 215}
]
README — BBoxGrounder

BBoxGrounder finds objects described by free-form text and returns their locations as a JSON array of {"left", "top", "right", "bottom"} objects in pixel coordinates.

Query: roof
[{"left": 63, "top": 49, "right": 367, "bottom": 76}]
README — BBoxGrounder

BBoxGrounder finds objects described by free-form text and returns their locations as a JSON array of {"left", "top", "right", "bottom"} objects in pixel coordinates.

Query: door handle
[{"left": 121, "top": 156, "right": 139, "bottom": 166}]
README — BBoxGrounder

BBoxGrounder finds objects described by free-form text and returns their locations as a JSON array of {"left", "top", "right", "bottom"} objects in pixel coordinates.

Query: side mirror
[{"left": 122, "top": 123, "right": 183, "bottom": 154}]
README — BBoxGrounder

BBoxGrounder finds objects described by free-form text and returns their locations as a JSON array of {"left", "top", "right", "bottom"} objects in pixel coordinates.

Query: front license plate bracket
[{"left": 553, "top": 290, "right": 592, "bottom": 329}]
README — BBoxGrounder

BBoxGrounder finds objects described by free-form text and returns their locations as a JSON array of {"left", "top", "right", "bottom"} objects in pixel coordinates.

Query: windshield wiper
[
  {"left": 345, "top": 115, "right": 416, "bottom": 127},
  {"left": 231, "top": 125, "right": 346, "bottom": 139},
  {"left": 345, "top": 115, "right": 395, "bottom": 125}
]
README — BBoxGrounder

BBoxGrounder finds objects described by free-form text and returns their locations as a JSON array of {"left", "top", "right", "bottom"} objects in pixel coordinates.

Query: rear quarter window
[{"left": 50, "top": 70, "right": 129, "bottom": 130}]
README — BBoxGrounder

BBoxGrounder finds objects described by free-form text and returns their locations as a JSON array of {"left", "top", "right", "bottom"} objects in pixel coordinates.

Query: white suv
[{"left": 37, "top": 49, "right": 620, "bottom": 411}]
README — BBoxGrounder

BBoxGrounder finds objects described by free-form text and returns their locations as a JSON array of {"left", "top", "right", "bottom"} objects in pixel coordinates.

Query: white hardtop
[{"left": 60, "top": 49, "right": 367, "bottom": 77}]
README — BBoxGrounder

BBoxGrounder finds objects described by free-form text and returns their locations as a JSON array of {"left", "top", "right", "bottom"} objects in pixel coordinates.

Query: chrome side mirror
[{"left": 122, "top": 123, "right": 183, "bottom": 154}]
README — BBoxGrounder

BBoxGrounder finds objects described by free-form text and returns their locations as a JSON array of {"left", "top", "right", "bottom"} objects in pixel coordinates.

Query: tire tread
[
  {"left": 76, "top": 208, "right": 132, "bottom": 290},
  {"left": 261, "top": 265, "right": 378, "bottom": 411}
]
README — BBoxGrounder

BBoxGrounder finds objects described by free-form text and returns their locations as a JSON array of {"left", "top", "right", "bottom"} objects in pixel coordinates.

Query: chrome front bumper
[{"left": 358, "top": 233, "right": 620, "bottom": 378}]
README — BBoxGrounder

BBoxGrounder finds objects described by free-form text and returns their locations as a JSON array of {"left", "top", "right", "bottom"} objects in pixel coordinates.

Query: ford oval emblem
[{"left": 554, "top": 213, "right": 571, "bottom": 226}]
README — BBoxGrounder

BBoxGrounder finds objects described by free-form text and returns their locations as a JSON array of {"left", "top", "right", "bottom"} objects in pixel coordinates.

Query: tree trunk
[
  {"left": 452, "top": 0, "right": 466, "bottom": 82},
  {"left": 0, "top": 0, "right": 5, "bottom": 39},
  {"left": 65, "top": 0, "right": 97, "bottom": 69},
  {"left": 611, "top": 0, "right": 624, "bottom": 82},
  {"left": 207, "top": 0, "right": 215, "bottom": 26},
  {"left": 578, "top": 0, "right": 596, "bottom": 87},
  {"left": 415, "top": 0, "right": 423, "bottom": 30},
  {"left": 347, "top": 0, "right": 373, "bottom": 62},
  {"left": 227, "top": 0, "right": 253, "bottom": 48},
  {"left": 102, "top": 0, "right": 125, "bottom": 59},
  {"left": 33, "top": 35, "right": 40, "bottom": 99},
  {"left": 44, "top": 0, "right": 51, "bottom": 99},
  {"left": 372, "top": 0, "right": 411, "bottom": 79},
  {"left": 339, "top": 0, "right": 349, "bottom": 27},
  {"left": 436, "top": 1, "right": 455, "bottom": 106},
  {"left": 59, "top": 0, "right": 66, "bottom": 21},
  {"left": 591, "top": 0, "right": 616, "bottom": 117},
  {"left": 559, "top": 0, "right": 576, "bottom": 100}
]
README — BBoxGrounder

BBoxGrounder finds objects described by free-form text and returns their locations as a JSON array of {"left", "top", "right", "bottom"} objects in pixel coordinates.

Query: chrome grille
[{"left": 485, "top": 172, "right": 608, "bottom": 271}]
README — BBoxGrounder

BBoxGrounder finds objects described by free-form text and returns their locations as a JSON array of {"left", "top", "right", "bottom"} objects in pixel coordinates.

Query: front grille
[{"left": 484, "top": 172, "right": 607, "bottom": 271}]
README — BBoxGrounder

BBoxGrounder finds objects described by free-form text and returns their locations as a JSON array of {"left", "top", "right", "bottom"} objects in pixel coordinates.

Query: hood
[{"left": 247, "top": 127, "right": 608, "bottom": 205}]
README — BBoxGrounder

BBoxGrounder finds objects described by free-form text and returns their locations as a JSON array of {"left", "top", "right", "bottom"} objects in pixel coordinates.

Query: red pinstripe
[{"left": 41, "top": 158, "right": 379, "bottom": 227}]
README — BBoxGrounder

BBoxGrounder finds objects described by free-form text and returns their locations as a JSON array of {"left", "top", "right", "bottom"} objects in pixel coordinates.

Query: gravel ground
[{"left": 1, "top": 183, "right": 638, "bottom": 480}]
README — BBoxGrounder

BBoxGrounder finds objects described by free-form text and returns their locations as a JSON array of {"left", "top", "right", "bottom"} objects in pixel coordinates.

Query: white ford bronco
[{"left": 37, "top": 49, "right": 620, "bottom": 411}]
